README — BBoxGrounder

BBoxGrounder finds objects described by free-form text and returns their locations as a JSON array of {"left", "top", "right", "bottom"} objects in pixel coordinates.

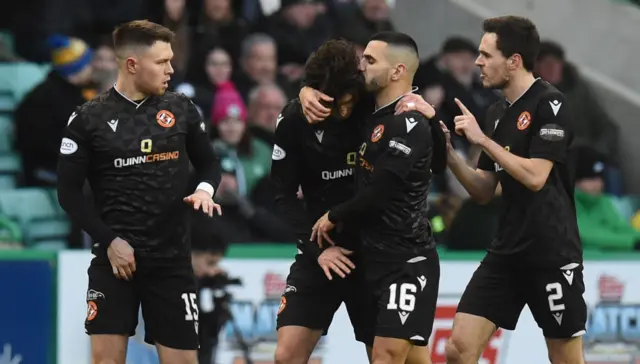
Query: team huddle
[
  {"left": 272, "top": 15, "right": 586, "bottom": 364},
  {"left": 58, "top": 14, "right": 585, "bottom": 364}
]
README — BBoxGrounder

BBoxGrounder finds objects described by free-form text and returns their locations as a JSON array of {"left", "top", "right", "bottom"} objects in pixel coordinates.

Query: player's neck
[
  {"left": 115, "top": 76, "right": 149, "bottom": 102},
  {"left": 375, "top": 82, "right": 412, "bottom": 110},
  {"left": 502, "top": 72, "right": 536, "bottom": 104}
]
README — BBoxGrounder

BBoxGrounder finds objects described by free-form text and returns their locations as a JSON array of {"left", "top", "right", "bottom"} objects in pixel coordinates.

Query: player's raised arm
[
  {"left": 327, "top": 111, "right": 430, "bottom": 224},
  {"left": 455, "top": 96, "right": 562, "bottom": 192},
  {"left": 184, "top": 98, "right": 222, "bottom": 216},
  {"left": 444, "top": 103, "right": 499, "bottom": 204},
  {"left": 270, "top": 103, "right": 318, "bottom": 255},
  {"left": 56, "top": 110, "right": 119, "bottom": 247}
]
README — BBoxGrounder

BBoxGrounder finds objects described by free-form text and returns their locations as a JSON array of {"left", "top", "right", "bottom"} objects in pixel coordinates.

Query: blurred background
[{"left": 0, "top": 0, "right": 639, "bottom": 363}]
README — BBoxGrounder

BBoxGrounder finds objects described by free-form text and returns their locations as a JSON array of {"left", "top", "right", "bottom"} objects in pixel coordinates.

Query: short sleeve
[
  {"left": 529, "top": 93, "right": 572, "bottom": 163},
  {"left": 375, "top": 112, "right": 431, "bottom": 179}
]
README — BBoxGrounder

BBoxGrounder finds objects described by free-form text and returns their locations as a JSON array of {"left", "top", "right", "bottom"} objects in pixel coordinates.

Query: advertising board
[{"left": 57, "top": 250, "right": 640, "bottom": 364}]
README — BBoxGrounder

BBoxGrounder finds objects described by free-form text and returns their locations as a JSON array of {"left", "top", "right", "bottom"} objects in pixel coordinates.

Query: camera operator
[{"left": 191, "top": 211, "right": 231, "bottom": 364}]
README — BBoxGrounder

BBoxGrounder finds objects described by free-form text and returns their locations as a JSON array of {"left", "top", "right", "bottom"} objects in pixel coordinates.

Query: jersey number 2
[
  {"left": 387, "top": 283, "right": 417, "bottom": 312},
  {"left": 141, "top": 139, "right": 152, "bottom": 153},
  {"left": 546, "top": 282, "right": 565, "bottom": 312},
  {"left": 181, "top": 293, "right": 199, "bottom": 321}
]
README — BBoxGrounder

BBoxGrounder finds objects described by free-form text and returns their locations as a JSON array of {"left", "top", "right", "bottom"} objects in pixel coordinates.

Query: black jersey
[
  {"left": 57, "top": 87, "right": 221, "bottom": 262},
  {"left": 331, "top": 98, "right": 437, "bottom": 253},
  {"left": 477, "top": 79, "right": 582, "bottom": 267},
  {"left": 271, "top": 99, "right": 363, "bottom": 251}
]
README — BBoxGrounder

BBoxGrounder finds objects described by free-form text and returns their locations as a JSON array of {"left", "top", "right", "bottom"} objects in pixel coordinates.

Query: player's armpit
[{"left": 328, "top": 169, "right": 400, "bottom": 224}]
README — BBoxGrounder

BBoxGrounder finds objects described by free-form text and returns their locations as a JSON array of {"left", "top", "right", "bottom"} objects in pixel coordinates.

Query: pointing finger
[{"left": 454, "top": 98, "right": 472, "bottom": 116}]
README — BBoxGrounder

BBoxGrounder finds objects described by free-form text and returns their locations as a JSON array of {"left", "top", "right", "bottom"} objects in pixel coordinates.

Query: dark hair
[
  {"left": 369, "top": 31, "right": 419, "bottom": 58},
  {"left": 112, "top": 20, "right": 174, "bottom": 51},
  {"left": 482, "top": 16, "right": 540, "bottom": 71},
  {"left": 302, "top": 39, "right": 364, "bottom": 105},
  {"left": 537, "top": 41, "right": 565, "bottom": 62},
  {"left": 441, "top": 37, "right": 477, "bottom": 55}
]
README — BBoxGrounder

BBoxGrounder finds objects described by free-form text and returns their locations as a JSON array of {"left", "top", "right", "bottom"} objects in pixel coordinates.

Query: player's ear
[
  {"left": 126, "top": 57, "right": 138, "bottom": 74},
  {"left": 508, "top": 55, "right": 520, "bottom": 71},
  {"left": 391, "top": 64, "right": 406, "bottom": 81}
]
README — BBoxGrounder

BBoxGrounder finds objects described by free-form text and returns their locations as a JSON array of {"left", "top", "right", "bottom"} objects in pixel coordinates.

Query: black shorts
[
  {"left": 85, "top": 258, "right": 199, "bottom": 350},
  {"left": 363, "top": 248, "right": 440, "bottom": 346},
  {"left": 276, "top": 252, "right": 375, "bottom": 346},
  {"left": 457, "top": 253, "right": 587, "bottom": 339}
]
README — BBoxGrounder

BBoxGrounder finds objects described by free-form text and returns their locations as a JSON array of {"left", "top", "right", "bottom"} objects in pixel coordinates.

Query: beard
[
  {"left": 365, "top": 77, "right": 383, "bottom": 92},
  {"left": 484, "top": 74, "right": 509, "bottom": 90}
]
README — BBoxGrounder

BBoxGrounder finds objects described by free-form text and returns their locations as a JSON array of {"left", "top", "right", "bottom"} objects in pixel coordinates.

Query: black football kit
[
  {"left": 457, "top": 79, "right": 587, "bottom": 339},
  {"left": 57, "top": 87, "right": 221, "bottom": 349},
  {"left": 271, "top": 99, "right": 375, "bottom": 344},
  {"left": 327, "top": 96, "right": 444, "bottom": 346}
]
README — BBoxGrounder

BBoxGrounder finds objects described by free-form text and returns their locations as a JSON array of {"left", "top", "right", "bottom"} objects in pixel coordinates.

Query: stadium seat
[
  {"left": 0, "top": 188, "right": 69, "bottom": 246},
  {"left": 0, "top": 175, "right": 16, "bottom": 189},
  {"left": 0, "top": 153, "right": 20, "bottom": 173},
  {"left": 0, "top": 62, "right": 49, "bottom": 104},
  {"left": 44, "top": 188, "right": 66, "bottom": 217},
  {"left": 0, "top": 91, "right": 15, "bottom": 153},
  {"left": 31, "top": 240, "right": 67, "bottom": 251},
  {"left": 611, "top": 195, "right": 640, "bottom": 222}
]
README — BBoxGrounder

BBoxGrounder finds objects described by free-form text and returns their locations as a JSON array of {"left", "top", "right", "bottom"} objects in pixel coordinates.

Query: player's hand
[
  {"left": 310, "top": 212, "right": 336, "bottom": 247},
  {"left": 439, "top": 120, "right": 454, "bottom": 152},
  {"left": 318, "top": 246, "right": 355, "bottom": 280},
  {"left": 107, "top": 238, "right": 136, "bottom": 281},
  {"left": 299, "top": 86, "right": 332, "bottom": 123},
  {"left": 184, "top": 189, "right": 222, "bottom": 217},
  {"left": 395, "top": 93, "right": 436, "bottom": 119},
  {"left": 453, "top": 98, "right": 487, "bottom": 145}
]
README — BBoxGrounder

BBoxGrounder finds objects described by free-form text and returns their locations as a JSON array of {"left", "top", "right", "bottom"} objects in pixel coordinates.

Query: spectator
[
  {"left": 573, "top": 146, "right": 640, "bottom": 250},
  {"left": 337, "top": 0, "right": 395, "bottom": 47},
  {"left": 208, "top": 82, "right": 292, "bottom": 242},
  {"left": 193, "top": 0, "right": 249, "bottom": 66},
  {"left": 535, "top": 41, "right": 622, "bottom": 194},
  {"left": 210, "top": 82, "right": 272, "bottom": 196},
  {"left": 263, "top": 0, "right": 334, "bottom": 82},
  {"left": 91, "top": 36, "right": 118, "bottom": 93},
  {"left": 161, "top": 0, "right": 192, "bottom": 79},
  {"left": 180, "top": 46, "right": 234, "bottom": 121},
  {"left": 233, "top": 33, "right": 294, "bottom": 102},
  {"left": 417, "top": 37, "right": 498, "bottom": 151},
  {"left": 246, "top": 83, "right": 287, "bottom": 145},
  {"left": 14, "top": 35, "right": 94, "bottom": 187}
]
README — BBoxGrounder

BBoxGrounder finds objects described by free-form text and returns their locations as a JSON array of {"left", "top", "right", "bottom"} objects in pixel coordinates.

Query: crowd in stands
[{"left": 0, "top": 0, "right": 638, "bottom": 253}]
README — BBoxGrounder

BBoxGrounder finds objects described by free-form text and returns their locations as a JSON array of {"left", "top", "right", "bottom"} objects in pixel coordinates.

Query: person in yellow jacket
[{"left": 574, "top": 146, "right": 640, "bottom": 250}]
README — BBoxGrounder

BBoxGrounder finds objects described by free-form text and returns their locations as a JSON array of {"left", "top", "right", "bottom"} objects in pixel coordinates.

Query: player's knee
[
  {"left": 274, "top": 345, "right": 307, "bottom": 364},
  {"left": 92, "top": 358, "right": 124, "bottom": 364},
  {"left": 444, "top": 335, "right": 474, "bottom": 364},
  {"left": 548, "top": 351, "right": 583, "bottom": 364},
  {"left": 372, "top": 345, "right": 405, "bottom": 364},
  {"left": 444, "top": 337, "right": 462, "bottom": 363}
]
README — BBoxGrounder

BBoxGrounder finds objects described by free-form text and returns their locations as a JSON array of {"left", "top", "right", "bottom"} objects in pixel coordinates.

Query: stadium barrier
[{"left": 1, "top": 247, "right": 639, "bottom": 364}]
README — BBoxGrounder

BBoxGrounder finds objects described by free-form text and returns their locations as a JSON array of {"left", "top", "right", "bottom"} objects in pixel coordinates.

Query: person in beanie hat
[
  {"left": 210, "top": 81, "right": 271, "bottom": 199},
  {"left": 49, "top": 35, "right": 94, "bottom": 79},
  {"left": 573, "top": 146, "right": 640, "bottom": 250},
  {"left": 13, "top": 34, "right": 96, "bottom": 186}
]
